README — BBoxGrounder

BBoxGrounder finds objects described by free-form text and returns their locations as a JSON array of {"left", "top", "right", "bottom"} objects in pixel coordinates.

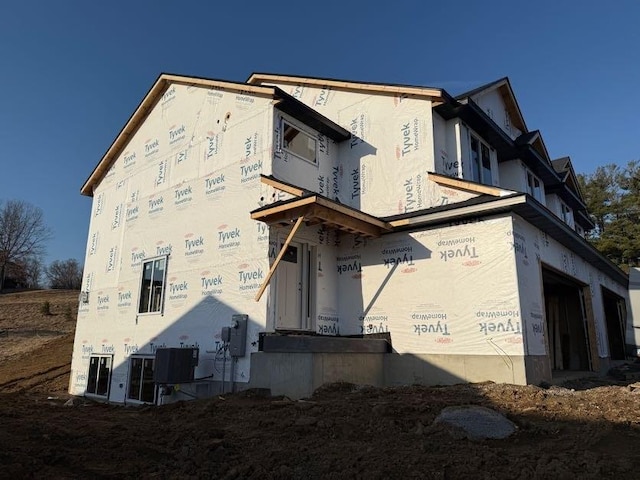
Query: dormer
[
  {"left": 545, "top": 156, "right": 593, "bottom": 236},
  {"left": 455, "top": 77, "right": 527, "bottom": 141}
]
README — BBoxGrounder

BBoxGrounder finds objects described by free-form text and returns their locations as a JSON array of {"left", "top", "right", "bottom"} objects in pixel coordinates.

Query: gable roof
[
  {"left": 247, "top": 72, "right": 446, "bottom": 104},
  {"left": 515, "top": 130, "right": 551, "bottom": 163},
  {"left": 81, "top": 74, "right": 349, "bottom": 196},
  {"left": 551, "top": 156, "right": 584, "bottom": 200},
  {"left": 455, "top": 77, "right": 527, "bottom": 135}
]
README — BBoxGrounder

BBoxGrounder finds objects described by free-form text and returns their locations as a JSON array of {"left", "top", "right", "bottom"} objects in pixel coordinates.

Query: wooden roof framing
[
  {"left": 247, "top": 73, "right": 444, "bottom": 105},
  {"left": 251, "top": 195, "right": 392, "bottom": 238},
  {"left": 427, "top": 172, "right": 510, "bottom": 197}
]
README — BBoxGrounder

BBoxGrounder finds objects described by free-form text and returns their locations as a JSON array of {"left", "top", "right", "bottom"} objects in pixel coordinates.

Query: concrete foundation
[
  {"left": 249, "top": 352, "right": 385, "bottom": 398},
  {"left": 248, "top": 350, "right": 534, "bottom": 399}
]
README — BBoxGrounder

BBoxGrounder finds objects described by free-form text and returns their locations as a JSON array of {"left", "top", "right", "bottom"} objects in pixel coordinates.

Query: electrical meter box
[
  {"left": 153, "top": 347, "right": 199, "bottom": 384},
  {"left": 230, "top": 314, "right": 248, "bottom": 357}
]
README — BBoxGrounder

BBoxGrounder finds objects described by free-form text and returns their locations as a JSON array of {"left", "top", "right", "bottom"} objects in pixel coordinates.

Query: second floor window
[
  {"left": 138, "top": 256, "right": 167, "bottom": 314},
  {"left": 470, "top": 134, "right": 493, "bottom": 185},
  {"left": 282, "top": 120, "right": 317, "bottom": 165},
  {"left": 561, "top": 201, "right": 574, "bottom": 226},
  {"left": 526, "top": 170, "right": 543, "bottom": 202}
]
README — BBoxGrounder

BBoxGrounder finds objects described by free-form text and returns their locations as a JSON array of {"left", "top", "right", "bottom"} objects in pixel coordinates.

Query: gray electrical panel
[
  {"left": 221, "top": 326, "right": 231, "bottom": 343},
  {"left": 154, "top": 347, "right": 199, "bottom": 384},
  {"left": 229, "top": 314, "right": 248, "bottom": 357}
]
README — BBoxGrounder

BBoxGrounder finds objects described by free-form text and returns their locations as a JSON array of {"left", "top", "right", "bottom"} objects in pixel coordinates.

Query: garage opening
[
  {"left": 542, "top": 268, "right": 592, "bottom": 372},
  {"left": 601, "top": 287, "right": 627, "bottom": 360}
]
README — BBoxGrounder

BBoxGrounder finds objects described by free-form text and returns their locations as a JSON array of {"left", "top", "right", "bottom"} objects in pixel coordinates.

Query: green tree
[{"left": 578, "top": 161, "right": 640, "bottom": 270}]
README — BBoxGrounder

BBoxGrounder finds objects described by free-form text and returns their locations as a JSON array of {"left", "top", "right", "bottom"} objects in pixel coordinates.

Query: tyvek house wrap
[
  {"left": 268, "top": 81, "right": 524, "bottom": 355},
  {"left": 334, "top": 216, "right": 524, "bottom": 355},
  {"left": 70, "top": 84, "right": 277, "bottom": 400},
  {"left": 512, "top": 217, "right": 628, "bottom": 358},
  {"left": 271, "top": 84, "right": 437, "bottom": 216}
]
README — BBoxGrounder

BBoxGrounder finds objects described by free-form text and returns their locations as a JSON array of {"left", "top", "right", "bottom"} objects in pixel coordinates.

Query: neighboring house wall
[{"left": 71, "top": 84, "right": 276, "bottom": 401}]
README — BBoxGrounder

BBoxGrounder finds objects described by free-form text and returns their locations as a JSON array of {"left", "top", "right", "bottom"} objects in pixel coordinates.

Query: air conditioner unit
[{"left": 153, "top": 348, "right": 199, "bottom": 384}]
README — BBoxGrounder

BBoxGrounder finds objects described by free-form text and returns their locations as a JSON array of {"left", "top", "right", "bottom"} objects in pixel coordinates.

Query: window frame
[
  {"left": 127, "top": 355, "right": 157, "bottom": 404},
  {"left": 86, "top": 354, "right": 113, "bottom": 399},
  {"left": 280, "top": 118, "right": 318, "bottom": 166},
  {"left": 560, "top": 201, "right": 574, "bottom": 226},
  {"left": 525, "top": 169, "right": 544, "bottom": 202},
  {"left": 137, "top": 255, "right": 168, "bottom": 315},
  {"left": 469, "top": 133, "right": 494, "bottom": 185}
]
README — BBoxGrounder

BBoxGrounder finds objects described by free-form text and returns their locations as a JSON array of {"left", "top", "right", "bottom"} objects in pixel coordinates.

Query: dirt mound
[
  {"left": 1, "top": 290, "right": 640, "bottom": 478},
  {"left": 0, "top": 289, "right": 78, "bottom": 364}
]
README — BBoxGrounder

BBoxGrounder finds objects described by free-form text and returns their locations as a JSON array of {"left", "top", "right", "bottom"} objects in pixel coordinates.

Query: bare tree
[
  {"left": 0, "top": 200, "right": 52, "bottom": 291},
  {"left": 45, "top": 259, "right": 83, "bottom": 290},
  {"left": 24, "top": 257, "right": 43, "bottom": 289}
]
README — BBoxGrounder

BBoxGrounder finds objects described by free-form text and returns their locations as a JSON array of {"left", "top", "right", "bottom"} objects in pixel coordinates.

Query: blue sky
[{"left": 1, "top": 0, "right": 638, "bottom": 268}]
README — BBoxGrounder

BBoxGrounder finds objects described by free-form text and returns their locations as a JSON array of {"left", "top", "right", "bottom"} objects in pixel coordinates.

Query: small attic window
[{"left": 282, "top": 120, "right": 317, "bottom": 165}]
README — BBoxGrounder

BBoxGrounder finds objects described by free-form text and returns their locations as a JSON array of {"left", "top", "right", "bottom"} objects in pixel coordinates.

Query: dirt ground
[{"left": 1, "top": 290, "right": 640, "bottom": 479}]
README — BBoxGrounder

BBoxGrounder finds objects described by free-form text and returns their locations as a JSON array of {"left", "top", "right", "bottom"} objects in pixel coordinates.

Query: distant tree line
[
  {"left": 0, "top": 199, "right": 83, "bottom": 291},
  {"left": 578, "top": 160, "right": 640, "bottom": 271}
]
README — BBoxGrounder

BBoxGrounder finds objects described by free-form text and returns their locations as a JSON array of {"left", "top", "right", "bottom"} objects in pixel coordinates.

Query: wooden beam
[
  {"left": 260, "top": 175, "right": 305, "bottom": 197},
  {"left": 247, "top": 74, "right": 443, "bottom": 100},
  {"left": 251, "top": 197, "right": 317, "bottom": 221},
  {"left": 254, "top": 216, "right": 304, "bottom": 302},
  {"left": 315, "top": 197, "right": 392, "bottom": 230},
  {"left": 310, "top": 206, "right": 382, "bottom": 238},
  {"left": 582, "top": 286, "right": 600, "bottom": 373},
  {"left": 428, "top": 173, "right": 505, "bottom": 197},
  {"left": 163, "top": 74, "right": 274, "bottom": 97}
]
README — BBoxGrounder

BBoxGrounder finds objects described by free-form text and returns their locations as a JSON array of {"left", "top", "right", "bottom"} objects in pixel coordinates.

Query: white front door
[
  {"left": 275, "top": 241, "right": 309, "bottom": 330},
  {"left": 276, "top": 242, "right": 302, "bottom": 330}
]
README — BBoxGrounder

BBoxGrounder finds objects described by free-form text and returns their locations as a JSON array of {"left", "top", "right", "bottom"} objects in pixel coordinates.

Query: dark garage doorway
[
  {"left": 601, "top": 286, "right": 627, "bottom": 360},
  {"left": 542, "top": 268, "right": 592, "bottom": 372}
]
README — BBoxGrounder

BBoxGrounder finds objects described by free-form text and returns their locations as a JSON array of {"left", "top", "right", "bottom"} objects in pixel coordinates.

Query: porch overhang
[
  {"left": 250, "top": 194, "right": 393, "bottom": 239},
  {"left": 251, "top": 178, "right": 394, "bottom": 302}
]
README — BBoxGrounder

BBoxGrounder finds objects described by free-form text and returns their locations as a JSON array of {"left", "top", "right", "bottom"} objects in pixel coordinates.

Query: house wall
[
  {"left": 628, "top": 268, "right": 640, "bottom": 355},
  {"left": 71, "top": 84, "right": 278, "bottom": 402},
  {"left": 545, "top": 194, "right": 561, "bottom": 219},
  {"left": 262, "top": 82, "right": 436, "bottom": 217},
  {"left": 470, "top": 89, "right": 521, "bottom": 140},
  {"left": 457, "top": 123, "right": 500, "bottom": 187},
  {"left": 336, "top": 216, "right": 522, "bottom": 353},
  {"left": 512, "top": 215, "right": 629, "bottom": 364},
  {"left": 328, "top": 215, "right": 529, "bottom": 384},
  {"left": 498, "top": 160, "right": 525, "bottom": 193},
  {"left": 271, "top": 110, "right": 341, "bottom": 197},
  {"left": 433, "top": 114, "right": 463, "bottom": 179}
]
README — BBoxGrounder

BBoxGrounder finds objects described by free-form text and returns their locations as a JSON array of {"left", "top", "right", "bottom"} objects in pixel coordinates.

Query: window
[
  {"left": 526, "top": 170, "right": 543, "bottom": 202},
  {"left": 282, "top": 120, "right": 317, "bottom": 164},
  {"left": 138, "top": 257, "right": 167, "bottom": 314},
  {"left": 561, "top": 201, "right": 574, "bottom": 226},
  {"left": 504, "top": 109, "right": 511, "bottom": 133},
  {"left": 86, "top": 355, "right": 112, "bottom": 397},
  {"left": 469, "top": 134, "right": 493, "bottom": 184},
  {"left": 128, "top": 357, "right": 156, "bottom": 403}
]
